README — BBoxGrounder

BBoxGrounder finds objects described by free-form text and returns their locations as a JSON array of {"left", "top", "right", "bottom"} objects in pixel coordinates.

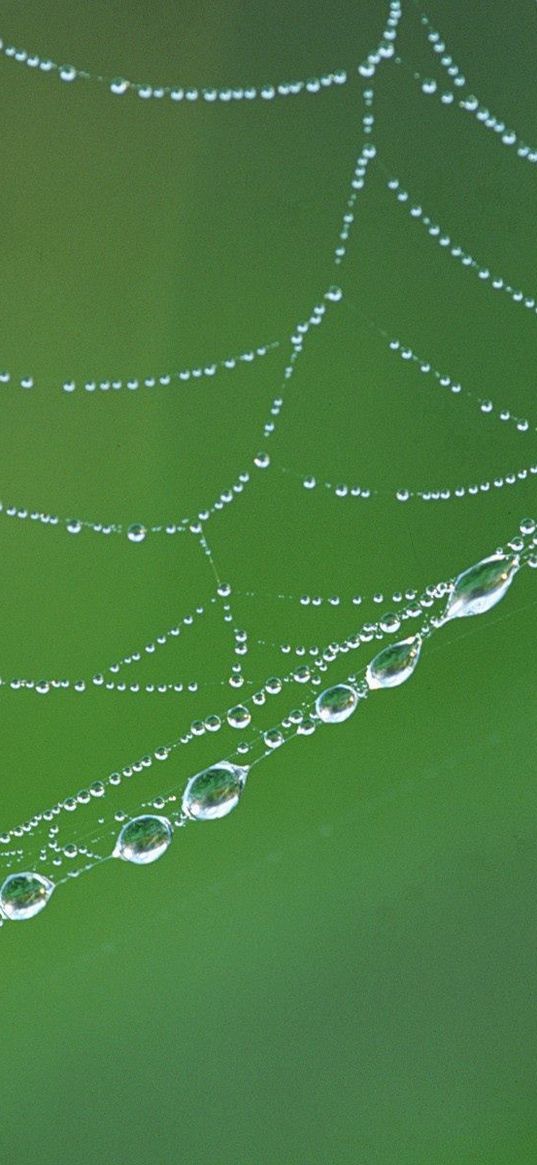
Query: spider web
[{"left": 0, "top": 0, "right": 535, "bottom": 920}]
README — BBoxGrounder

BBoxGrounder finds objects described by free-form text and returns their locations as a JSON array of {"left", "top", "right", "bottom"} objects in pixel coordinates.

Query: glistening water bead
[
  {"left": 127, "top": 523, "right": 147, "bottom": 544},
  {"left": 114, "top": 815, "right": 173, "bottom": 865},
  {"left": 182, "top": 761, "right": 248, "bottom": 820},
  {"left": 0, "top": 872, "right": 54, "bottom": 920},
  {"left": 444, "top": 554, "right": 519, "bottom": 620},
  {"left": 227, "top": 705, "right": 252, "bottom": 728},
  {"left": 366, "top": 636, "right": 421, "bottom": 690},
  {"left": 315, "top": 683, "right": 358, "bottom": 724}
]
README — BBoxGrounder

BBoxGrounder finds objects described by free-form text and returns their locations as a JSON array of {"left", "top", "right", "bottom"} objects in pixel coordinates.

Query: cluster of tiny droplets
[
  {"left": 386, "top": 336, "right": 532, "bottom": 436},
  {"left": 386, "top": 177, "right": 537, "bottom": 315},
  {"left": 405, "top": 13, "right": 537, "bottom": 164},
  {"left": 333, "top": 1, "right": 403, "bottom": 267},
  {"left": 235, "top": 577, "right": 438, "bottom": 609},
  {"left": 0, "top": 0, "right": 404, "bottom": 111},
  {"left": 333, "top": 90, "right": 377, "bottom": 266},
  {"left": 60, "top": 340, "right": 279, "bottom": 394},
  {"left": 0, "top": 291, "right": 341, "bottom": 548},
  {"left": 0, "top": 341, "right": 279, "bottom": 395},
  {"left": 267, "top": 575, "right": 457, "bottom": 663},
  {"left": 357, "top": 1, "right": 402, "bottom": 80},
  {"left": 0, "top": 503, "right": 124, "bottom": 538},
  {"left": 0, "top": 567, "right": 474, "bottom": 696},
  {"left": 284, "top": 457, "right": 537, "bottom": 505},
  {"left": 0, "top": 33, "right": 350, "bottom": 105},
  {"left": 104, "top": 598, "right": 213, "bottom": 676},
  {"left": 258, "top": 289, "right": 342, "bottom": 446},
  {"left": 1, "top": 524, "right": 535, "bottom": 900}
]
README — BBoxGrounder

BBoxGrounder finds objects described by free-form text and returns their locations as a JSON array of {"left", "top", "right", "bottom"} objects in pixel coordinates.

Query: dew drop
[
  {"left": 254, "top": 451, "right": 271, "bottom": 469},
  {"left": 444, "top": 554, "right": 519, "bottom": 620},
  {"left": 227, "top": 705, "right": 252, "bottom": 729},
  {"left": 315, "top": 683, "right": 358, "bottom": 724},
  {"left": 113, "top": 815, "right": 173, "bottom": 865},
  {"left": 182, "top": 761, "right": 248, "bottom": 821},
  {"left": 127, "top": 523, "right": 147, "bottom": 543},
  {"left": 380, "top": 612, "right": 401, "bottom": 634},
  {"left": 0, "top": 871, "right": 54, "bottom": 920},
  {"left": 366, "top": 636, "right": 421, "bottom": 689},
  {"left": 264, "top": 728, "right": 284, "bottom": 748}
]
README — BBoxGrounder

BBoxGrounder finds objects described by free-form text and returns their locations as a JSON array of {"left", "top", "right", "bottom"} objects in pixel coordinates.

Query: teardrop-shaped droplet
[
  {"left": 366, "top": 636, "right": 421, "bottom": 690},
  {"left": 444, "top": 554, "right": 519, "bottom": 620},
  {"left": 114, "top": 814, "right": 173, "bottom": 864},
  {"left": 0, "top": 871, "right": 54, "bottom": 920},
  {"left": 315, "top": 683, "right": 358, "bottom": 724},
  {"left": 182, "top": 761, "right": 248, "bottom": 821}
]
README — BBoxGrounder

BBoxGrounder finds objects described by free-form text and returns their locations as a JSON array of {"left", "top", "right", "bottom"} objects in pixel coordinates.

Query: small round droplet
[
  {"left": 0, "top": 871, "right": 54, "bottom": 920},
  {"left": 263, "top": 728, "right": 284, "bottom": 749},
  {"left": 127, "top": 523, "right": 147, "bottom": 544},
  {"left": 254, "top": 451, "right": 271, "bottom": 469},
  {"left": 114, "top": 815, "right": 172, "bottom": 864},
  {"left": 227, "top": 705, "right": 251, "bottom": 729},
  {"left": 182, "top": 761, "right": 248, "bottom": 821},
  {"left": 315, "top": 683, "right": 358, "bottom": 724},
  {"left": 380, "top": 612, "right": 401, "bottom": 634}
]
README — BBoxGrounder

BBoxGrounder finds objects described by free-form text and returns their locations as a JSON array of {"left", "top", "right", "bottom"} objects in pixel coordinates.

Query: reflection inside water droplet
[
  {"left": 182, "top": 762, "right": 248, "bottom": 820},
  {"left": 114, "top": 814, "right": 173, "bottom": 864},
  {"left": 366, "top": 636, "right": 421, "bottom": 689},
  {"left": 0, "top": 871, "right": 54, "bottom": 920},
  {"left": 315, "top": 683, "right": 358, "bottom": 723},
  {"left": 444, "top": 554, "right": 519, "bottom": 620}
]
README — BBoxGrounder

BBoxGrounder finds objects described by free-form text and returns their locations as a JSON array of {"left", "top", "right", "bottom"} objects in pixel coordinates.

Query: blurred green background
[{"left": 0, "top": 1, "right": 536, "bottom": 1161}]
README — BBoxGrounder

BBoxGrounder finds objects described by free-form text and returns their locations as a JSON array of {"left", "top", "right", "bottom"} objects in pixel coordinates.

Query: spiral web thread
[{"left": 0, "top": 0, "right": 535, "bottom": 920}]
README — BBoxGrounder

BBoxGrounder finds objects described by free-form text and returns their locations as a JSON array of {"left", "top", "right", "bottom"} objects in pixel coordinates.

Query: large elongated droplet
[
  {"left": 366, "top": 636, "right": 421, "bottom": 690},
  {"left": 114, "top": 814, "right": 173, "bottom": 865},
  {"left": 444, "top": 554, "right": 519, "bottom": 621},
  {"left": 315, "top": 683, "right": 358, "bottom": 724},
  {"left": 0, "top": 871, "right": 54, "bottom": 920},
  {"left": 182, "top": 761, "right": 248, "bottom": 821}
]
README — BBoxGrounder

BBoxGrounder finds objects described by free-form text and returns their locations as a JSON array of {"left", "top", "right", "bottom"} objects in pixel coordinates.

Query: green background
[{"left": 0, "top": 1, "right": 536, "bottom": 1161}]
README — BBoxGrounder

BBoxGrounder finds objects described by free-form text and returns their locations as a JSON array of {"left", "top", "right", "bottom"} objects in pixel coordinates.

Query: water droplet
[
  {"left": 366, "top": 636, "right": 421, "bottom": 689},
  {"left": 182, "top": 761, "right": 248, "bottom": 820},
  {"left": 264, "top": 728, "right": 284, "bottom": 748},
  {"left": 114, "top": 815, "right": 173, "bottom": 865},
  {"left": 127, "top": 523, "right": 147, "bottom": 543},
  {"left": 0, "top": 871, "right": 54, "bottom": 920},
  {"left": 444, "top": 554, "right": 519, "bottom": 620},
  {"left": 254, "top": 451, "right": 271, "bottom": 469},
  {"left": 315, "top": 683, "right": 358, "bottom": 724},
  {"left": 227, "top": 705, "right": 251, "bottom": 728},
  {"left": 380, "top": 612, "right": 401, "bottom": 634}
]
